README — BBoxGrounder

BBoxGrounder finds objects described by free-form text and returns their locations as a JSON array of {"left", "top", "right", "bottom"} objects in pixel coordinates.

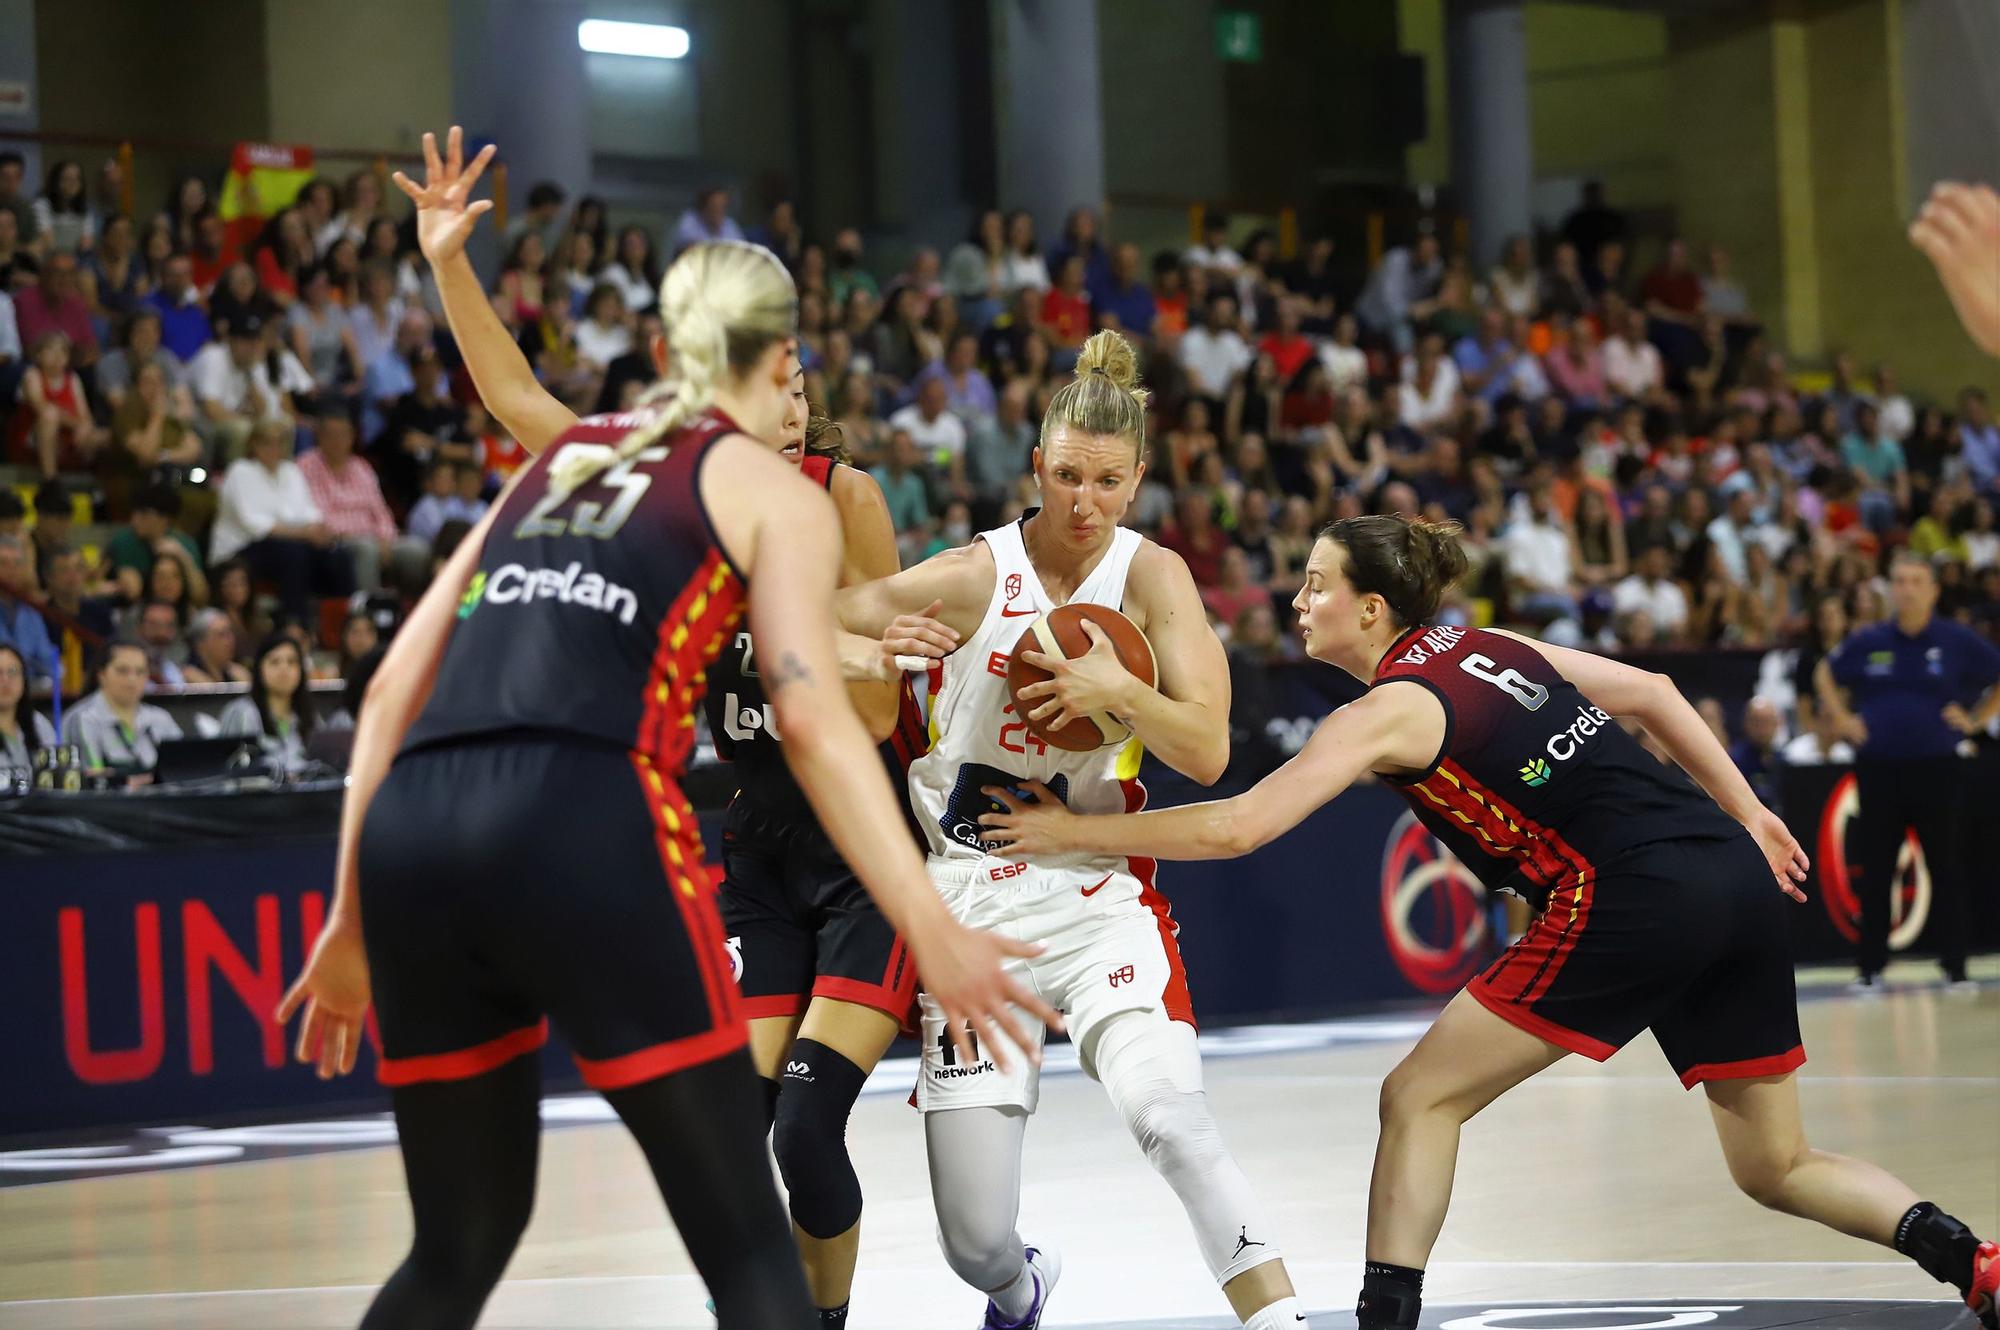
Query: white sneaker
[{"left": 978, "top": 1243, "right": 1061, "bottom": 1329}]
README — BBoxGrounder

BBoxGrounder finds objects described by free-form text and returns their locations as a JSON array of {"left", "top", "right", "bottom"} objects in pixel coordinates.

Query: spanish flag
[{"left": 217, "top": 142, "right": 317, "bottom": 254}]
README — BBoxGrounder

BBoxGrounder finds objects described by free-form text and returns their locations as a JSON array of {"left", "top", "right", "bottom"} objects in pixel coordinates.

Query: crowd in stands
[{"left": 0, "top": 145, "right": 1996, "bottom": 780}]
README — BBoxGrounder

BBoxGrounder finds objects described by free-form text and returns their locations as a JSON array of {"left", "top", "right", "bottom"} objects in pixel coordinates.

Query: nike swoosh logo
[
  {"left": 999, "top": 605, "right": 1037, "bottom": 617},
  {"left": 1080, "top": 872, "right": 1114, "bottom": 897}
]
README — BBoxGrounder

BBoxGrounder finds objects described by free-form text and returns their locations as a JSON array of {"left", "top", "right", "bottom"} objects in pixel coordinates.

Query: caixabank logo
[{"left": 1379, "top": 810, "right": 1488, "bottom": 994}]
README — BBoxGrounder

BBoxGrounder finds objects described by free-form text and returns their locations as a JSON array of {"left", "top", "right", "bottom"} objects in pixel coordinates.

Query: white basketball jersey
[{"left": 907, "top": 517, "right": 1147, "bottom": 866}]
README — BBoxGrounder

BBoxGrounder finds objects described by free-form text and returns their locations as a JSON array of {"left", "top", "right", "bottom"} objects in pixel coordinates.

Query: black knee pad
[{"left": 771, "top": 1039, "right": 868, "bottom": 1239}]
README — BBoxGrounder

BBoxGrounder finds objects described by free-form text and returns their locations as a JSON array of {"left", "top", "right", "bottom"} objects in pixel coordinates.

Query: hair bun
[{"left": 1074, "top": 329, "right": 1139, "bottom": 392}]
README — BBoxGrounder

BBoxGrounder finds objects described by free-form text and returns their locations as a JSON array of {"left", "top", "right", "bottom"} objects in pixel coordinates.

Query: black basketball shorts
[
  {"left": 716, "top": 800, "right": 918, "bottom": 1024},
  {"left": 1468, "top": 831, "right": 1806, "bottom": 1088},
  {"left": 359, "top": 735, "right": 744, "bottom": 1091}
]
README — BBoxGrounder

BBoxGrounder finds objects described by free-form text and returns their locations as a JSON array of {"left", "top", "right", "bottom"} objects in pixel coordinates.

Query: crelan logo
[
  {"left": 1519, "top": 757, "right": 1552, "bottom": 787},
  {"left": 457, "top": 571, "right": 487, "bottom": 619}
]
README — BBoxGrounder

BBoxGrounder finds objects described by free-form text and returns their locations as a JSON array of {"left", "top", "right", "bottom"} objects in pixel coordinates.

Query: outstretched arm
[
  {"left": 982, "top": 682, "right": 1443, "bottom": 860},
  {"left": 392, "top": 127, "right": 577, "bottom": 454},
  {"left": 1493, "top": 629, "right": 1808, "bottom": 896}
]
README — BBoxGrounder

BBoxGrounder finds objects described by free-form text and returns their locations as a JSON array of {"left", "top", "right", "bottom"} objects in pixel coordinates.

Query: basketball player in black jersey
[
  {"left": 277, "top": 138, "right": 1057, "bottom": 1330},
  {"left": 383, "top": 128, "right": 928, "bottom": 1325},
  {"left": 982, "top": 514, "right": 1998, "bottom": 1329}
]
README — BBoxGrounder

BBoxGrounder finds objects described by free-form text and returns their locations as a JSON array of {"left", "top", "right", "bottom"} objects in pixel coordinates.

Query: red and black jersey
[
  {"left": 1372, "top": 624, "right": 1737, "bottom": 905},
  {"left": 703, "top": 453, "right": 929, "bottom": 838},
  {"left": 403, "top": 407, "right": 746, "bottom": 770}
]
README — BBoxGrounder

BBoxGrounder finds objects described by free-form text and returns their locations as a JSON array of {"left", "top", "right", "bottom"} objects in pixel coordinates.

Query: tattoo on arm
[{"left": 767, "top": 650, "right": 816, "bottom": 693}]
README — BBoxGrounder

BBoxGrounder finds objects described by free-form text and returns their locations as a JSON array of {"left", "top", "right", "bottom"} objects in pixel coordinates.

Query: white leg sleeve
[
  {"left": 1087, "top": 1010, "right": 1285, "bottom": 1286},
  {"left": 925, "top": 1104, "right": 1032, "bottom": 1294}
]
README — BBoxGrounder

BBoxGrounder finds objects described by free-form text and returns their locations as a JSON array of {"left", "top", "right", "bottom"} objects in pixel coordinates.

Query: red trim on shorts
[
  {"left": 1122, "top": 773, "right": 1197, "bottom": 1029},
  {"left": 743, "top": 994, "right": 808, "bottom": 1021},
  {"left": 630, "top": 753, "right": 742, "bottom": 1036},
  {"left": 573, "top": 1023, "right": 749, "bottom": 1090},
  {"left": 1466, "top": 979, "right": 1617, "bottom": 1061},
  {"left": 812, "top": 974, "right": 918, "bottom": 1020},
  {"left": 1676, "top": 1044, "right": 1807, "bottom": 1090},
  {"left": 376, "top": 1020, "right": 549, "bottom": 1087}
]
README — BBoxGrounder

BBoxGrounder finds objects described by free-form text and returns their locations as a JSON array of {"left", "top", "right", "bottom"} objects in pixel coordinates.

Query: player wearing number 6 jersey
[
  {"left": 838, "top": 330, "right": 1312, "bottom": 1330},
  {"left": 982, "top": 513, "right": 2000, "bottom": 1330}
]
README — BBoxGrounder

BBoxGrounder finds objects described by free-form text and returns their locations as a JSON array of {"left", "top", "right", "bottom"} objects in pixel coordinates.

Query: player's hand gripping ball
[{"left": 1005, "top": 603, "right": 1156, "bottom": 752}]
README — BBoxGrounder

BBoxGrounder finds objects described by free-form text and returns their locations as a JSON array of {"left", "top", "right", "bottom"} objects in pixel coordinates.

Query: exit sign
[{"left": 1215, "top": 10, "right": 1261, "bottom": 63}]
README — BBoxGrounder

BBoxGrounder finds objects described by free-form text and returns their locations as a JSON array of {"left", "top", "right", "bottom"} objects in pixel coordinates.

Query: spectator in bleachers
[
  {"left": 1039, "top": 254, "right": 1091, "bottom": 369},
  {"left": 0, "top": 641, "right": 55, "bottom": 769},
  {"left": 1256, "top": 297, "right": 1314, "bottom": 386},
  {"left": 336, "top": 608, "right": 379, "bottom": 681},
  {"left": 870, "top": 430, "right": 932, "bottom": 566},
  {"left": 186, "top": 208, "right": 233, "bottom": 294},
  {"left": 31, "top": 159, "right": 93, "bottom": 256},
  {"left": 1183, "top": 212, "right": 1244, "bottom": 277},
  {"left": 210, "top": 557, "right": 267, "bottom": 660},
  {"left": 210, "top": 419, "right": 352, "bottom": 622},
  {"left": 1095, "top": 242, "right": 1155, "bottom": 341},
  {"left": 0, "top": 152, "right": 33, "bottom": 248},
  {"left": 1200, "top": 545, "right": 1267, "bottom": 637},
  {"left": 964, "top": 378, "right": 1033, "bottom": 524},
  {"left": 0, "top": 209, "right": 37, "bottom": 292},
  {"left": 287, "top": 265, "right": 359, "bottom": 400},
  {"left": 251, "top": 208, "right": 315, "bottom": 309},
  {"left": 377, "top": 341, "right": 470, "bottom": 503},
  {"left": 571, "top": 283, "right": 633, "bottom": 387},
  {"left": 671, "top": 186, "right": 743, "bottom": 255},
  {"left": 104, "top": 483, "right": 199, "bottom": 598},
  {"left": 1160, "top": 489, "right": 1226, "bottom": 587},
  {"left": 131, "top": 597, "right": 188, "bottom": 688},
  {"left": 1179, "top": 293, "right": 1251, "bottom": 418},
  {"left": 0, "top": 533, "right": 56, "bottom": 688},
  {"left": 0, "top": 285, "right": 18, "bottom": 395},
  {"left": 828, "top": 228, "right": 879, "bottom": 305},
  {"left": 358, "top": 308, "right": 433, "bottom": 444},
  {"left": 1841, "top": 400, "right": 1908, "bottom": 533},
  {"left": 922, "top": 331, "right": 996, "bottom": 426},
  {"left": 317, "top": 168, "right": 384, "bottom": 258},
  {"left": 348, "top": 261, "right": 405, "bottom": 373},
  {"left": 14, "top": 332, "right": 106, "bottom": 480},
  {"left": 105, "top": 360, "right": 204, "bottom": 516},
  {"left": 500, "top": 179, "right": 564, "bottom": 254},
  {"left": 1602, "top": 305, "right": 1667, "bottom": 406},
  {"left": 191, "top": 315, "right": 302, "bottom": 462},
  {"left": 143, "top": 253, "right": 211, "bottom": 361},
  {"left": 945, "top": 209, "right": 1008, "bottom": 331},
  {"left": 404, "top": 458, "right": 481, "bottom": 548},
  {"left": 97, "top": 309, "right": 188, "bottom": 412},
  {"left": 1701, "top": 243, "right": 1753, "bottom": 326},
  {"left": 1957, "top": 387, "right": 1999, "bottom": 499},
  {"left": 594, "top": 226, "right": 657, "bottom": 319},
  {"left": 62, "top": 638, "right": 182, "bottom": 771},
  {"left": 1503, "top": 478, "right": 1579, "bottom": 632},
  {"left": 297, "top": 409, "right": 417, "bottom": 594},
  {"left": 892, "top": 376, "right": 968, "bottom": 486},
  {"left": 495, "top": 230, "right": 548, "bottom": 327},
  {"left": 83, "top": 212, "right": 144, "bottom": 329},
  {"left": 999, "top": 210, "right": 1049, "bottom": 296},
  {"left": 15, "top": 250, "right": 99, "bottom": 372},
  {"left": 1488, "top": 235, "right": 1541, "bottom": 318},
  {"left": 209, "top": 263, "right": 278, "bottom": 344},
  {"left": 1729, "top": 695, "right": 1786, "bottom": 810},
  {"left": 1397, "top": 331, "right": 1462, "bottom": 433},
  {"left": 1355, "top": 231, "right": 1442, "bottom": 355},
  {"left": 218, "top": 631, "right": 316, "bottom": 772},
  {"left": 182, "top": 607, "right": 249, "bottom": 685}
]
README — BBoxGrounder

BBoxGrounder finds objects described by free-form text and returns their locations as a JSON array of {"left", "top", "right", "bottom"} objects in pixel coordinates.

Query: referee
[{"left": 1818, "top": 552, "right": 2000, "bottom": 991}]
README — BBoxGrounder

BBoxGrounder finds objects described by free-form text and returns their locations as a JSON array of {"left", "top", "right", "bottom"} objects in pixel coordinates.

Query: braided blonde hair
[
  {"left": 548, "top": 240, "right": 797, "bottom": 495},
  {"left": 1039, "top": 329, "right": 1150, "bottom": 461}
]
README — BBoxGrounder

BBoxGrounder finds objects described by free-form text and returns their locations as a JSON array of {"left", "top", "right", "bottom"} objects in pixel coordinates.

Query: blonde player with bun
[
  {"left": 389, "top": 129, "right": 956, "bottom": 1328},
  {"left": 839, "top": 329, "right": 1312, "bottom": 1329}
]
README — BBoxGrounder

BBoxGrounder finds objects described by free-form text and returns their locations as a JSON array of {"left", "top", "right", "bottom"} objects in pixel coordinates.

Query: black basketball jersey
[
  {"left": 1371, "top": 625, "right": 1738, "bottom": 903},
  {"left": 403, "top": 408, "right": 746, "bottom": 770},
  {"left": 702, "top": 453, "right": 930, "bottom": 835}
]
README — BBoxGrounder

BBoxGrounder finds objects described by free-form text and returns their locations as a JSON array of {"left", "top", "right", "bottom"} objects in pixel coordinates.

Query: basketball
[{"left": 1004, "top": 603, "right": 1157, "bottom": 753}]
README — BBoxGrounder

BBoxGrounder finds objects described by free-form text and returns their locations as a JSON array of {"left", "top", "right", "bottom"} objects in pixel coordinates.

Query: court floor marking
[{"left": 0, "top": 1263, "right": 1926, "bottom": 1309}]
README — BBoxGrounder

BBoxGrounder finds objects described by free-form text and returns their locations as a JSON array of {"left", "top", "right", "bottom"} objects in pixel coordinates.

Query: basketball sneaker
[
  {"left": 1970, "top": 1240, "right": 1998, "bottom": 1329},
  {"left": 977, "top": 1243, "right": 1061, "bottom": 1329}
]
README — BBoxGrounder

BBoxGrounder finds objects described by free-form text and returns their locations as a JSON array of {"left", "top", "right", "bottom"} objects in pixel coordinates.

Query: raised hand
[
  {"left": 392, "top": 126, "right": 498, "bottom": 267},
  {"left": 1909, "top": 181, "right": 2000, "bottom": 358}
]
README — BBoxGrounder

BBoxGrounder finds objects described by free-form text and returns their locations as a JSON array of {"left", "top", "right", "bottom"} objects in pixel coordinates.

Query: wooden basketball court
[{"left": 2, "top": 961, "right": 1992, "bottom": 1328}]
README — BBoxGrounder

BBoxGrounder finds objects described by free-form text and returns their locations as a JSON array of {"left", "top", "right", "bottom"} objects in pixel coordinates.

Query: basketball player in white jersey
[{"left": 840, "top": 330, "right": 1310, "bottom": 1329}]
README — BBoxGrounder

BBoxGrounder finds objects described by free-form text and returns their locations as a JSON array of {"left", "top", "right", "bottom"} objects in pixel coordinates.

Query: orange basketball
[{"left": 1004, "top": 603, "right": 1157, "bottom": 753}]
